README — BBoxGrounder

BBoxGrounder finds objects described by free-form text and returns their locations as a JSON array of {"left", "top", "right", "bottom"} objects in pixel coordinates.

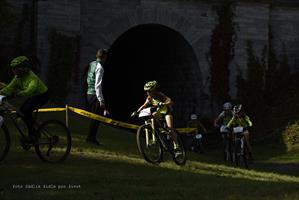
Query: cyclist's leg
[
  {"left": 165, "top": 114, "right": 179, "bottom": 148},
  {"left": 19, "top": 92, "right": 49, "bottom": 138},
  {"left": 243, "top": 130, "right": 253, "bottom": 159}
]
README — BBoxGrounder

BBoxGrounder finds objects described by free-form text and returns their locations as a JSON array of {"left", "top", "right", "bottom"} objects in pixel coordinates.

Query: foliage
[
  {"left": 236, "top": 41, "right": 266, "bottom": 116},
  {"left": 282, "top": 122, "right": 299, "bottom": 151}
]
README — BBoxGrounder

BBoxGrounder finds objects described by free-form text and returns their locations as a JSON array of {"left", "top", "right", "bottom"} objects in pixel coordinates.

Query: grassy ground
[{"left": 0, "top": 111, "right": 298, "bottom": 200}]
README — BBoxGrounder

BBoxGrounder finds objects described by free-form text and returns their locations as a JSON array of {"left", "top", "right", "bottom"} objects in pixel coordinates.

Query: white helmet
[
  {"left": 190, "top": 114, "right": 198, "bottom": 120},
  {"left": 223, "top": 102, "right": 232, "bottom": 111}
]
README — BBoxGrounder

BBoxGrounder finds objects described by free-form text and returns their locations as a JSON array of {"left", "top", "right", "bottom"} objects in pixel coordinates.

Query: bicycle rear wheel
[
  {"left": 172, "top": 131, "right": 187, "bottom": 166},
  {"left": 0, "top": 124, "right": 10, "bottom": 162},
  {"left": 35, "top": 120, "right": 72, "bottom": 163},
  {"left": 136, "top": 124, "right": 163, "bottom": 164}
]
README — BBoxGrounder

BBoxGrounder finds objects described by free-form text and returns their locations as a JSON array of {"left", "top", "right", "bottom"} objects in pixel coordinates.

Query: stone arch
[{"left": 97, "top": 7, "right": 207, "bottom": 125}]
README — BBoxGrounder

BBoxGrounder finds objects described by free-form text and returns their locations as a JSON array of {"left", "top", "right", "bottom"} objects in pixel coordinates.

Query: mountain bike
[
  {"left": 0, "top": 95, "right": 72, "bottom": 163},
  {"left": 232, "top": 126, "right": 249, "bottom": 168},
  {"left": 131, "top": 107, "right": 187, "bottom": 166},
  {"left": 220, "top": 125, "right": 233, "bottom": 163}
]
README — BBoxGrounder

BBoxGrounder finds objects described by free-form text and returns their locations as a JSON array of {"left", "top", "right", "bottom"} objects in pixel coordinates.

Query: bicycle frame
[
  {"left": 143, "top": 117, "right": 170, "bottom": 150},
  {"left": 232, "top": 126, "right": 249, "bottom": 168},
  {"left": 0, "top": 100, "right": 27, "bottom": 138},
  {"left": 136, "top": 107, "right": 170, "bottom": 149}
]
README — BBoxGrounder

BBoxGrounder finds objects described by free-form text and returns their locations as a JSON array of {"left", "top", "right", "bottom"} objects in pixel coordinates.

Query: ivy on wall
[
  {"left": 48, "top": 29, "right": 79, "bottom": 105},
  {"left": 208, "top": 1, "right": 237, "bottom": 105},
  {"left": 236, "top": 41, "right": 266, "bottom": 116}
]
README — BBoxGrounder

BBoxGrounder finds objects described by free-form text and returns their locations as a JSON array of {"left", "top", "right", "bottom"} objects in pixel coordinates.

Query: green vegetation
[
  {"left": 208, "top": 1, "right": 237, "bottom": 106},
  {"left": 0, "top": 111, "right": 298, "bottom": 200},
  {"left": 282, "top": 122, "right": 299, "bottom": 152}
]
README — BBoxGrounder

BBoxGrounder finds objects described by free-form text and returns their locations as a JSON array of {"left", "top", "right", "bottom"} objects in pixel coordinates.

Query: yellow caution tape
[
  {"left": 68, "top": 106, "right": 139, "bottom": 130},
  {"left": 176, "top": 128, "right": 197, "bottom": 134},
  {"left": 35, "top": 108, "right": 67, "bottom": 112},
  {"left": 33, "top": 105, "right": 198, "bottom": 133}
]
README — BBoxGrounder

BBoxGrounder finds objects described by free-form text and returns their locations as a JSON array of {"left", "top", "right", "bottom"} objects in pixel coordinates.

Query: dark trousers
[
  {"left": 19, "top": 91, "right": 49, "bottom": 136},
  {"left": 87, "top": 94, "right": 103, "bottom": 140}
]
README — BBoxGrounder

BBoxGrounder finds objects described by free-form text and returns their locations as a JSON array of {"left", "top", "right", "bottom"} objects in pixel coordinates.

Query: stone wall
[{"left": 3, "top": 0, "right": 299, "bottom": 124}]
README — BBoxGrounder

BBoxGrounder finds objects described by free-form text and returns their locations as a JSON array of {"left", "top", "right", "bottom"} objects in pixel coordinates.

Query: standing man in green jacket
[
  {"left": 86, "top": 49, "right": 110, "bottom": 146},
  {"left": 0, "top": 56, "right": 49, "bottom": 142}
]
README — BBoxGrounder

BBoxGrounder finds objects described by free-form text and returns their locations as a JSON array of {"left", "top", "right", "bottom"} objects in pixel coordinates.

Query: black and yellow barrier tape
[{"left": 35, "top": 106, "right": 197, "bottom": 134}]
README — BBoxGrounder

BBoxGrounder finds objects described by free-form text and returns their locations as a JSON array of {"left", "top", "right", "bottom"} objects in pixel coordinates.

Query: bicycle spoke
[
  {"left": 137, "top": 124, "right": 163, "bottom": 164},
  {"left": 35, "top": 120, "right": 71, "bottom": 163}
]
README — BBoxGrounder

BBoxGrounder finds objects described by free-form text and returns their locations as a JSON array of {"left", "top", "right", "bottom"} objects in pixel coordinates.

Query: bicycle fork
[{"left": 145, "top": 119, "right": 157, "bottom": 147}]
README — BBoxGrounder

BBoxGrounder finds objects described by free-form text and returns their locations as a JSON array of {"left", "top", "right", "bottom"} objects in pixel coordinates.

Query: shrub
[{"left": 282, "top": 122, "right": 299, "bottom": 151}]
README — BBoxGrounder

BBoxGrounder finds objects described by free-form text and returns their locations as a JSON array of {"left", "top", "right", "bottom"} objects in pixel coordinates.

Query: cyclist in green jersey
[
  {"left": 227, "top": 104, "right": 253, "bottom": 160},
  {"left": 136, "top": 80, "right": 182, "bottom": 157},
  {"left": 0, "top": 56, "right": 49, "bottom": 143}
]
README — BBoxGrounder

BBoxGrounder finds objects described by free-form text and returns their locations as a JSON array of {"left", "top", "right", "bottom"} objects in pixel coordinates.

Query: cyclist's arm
[
  {"left": 18, "top": 78, "right": 39, "bottom": 97},
  {"left": 214, "top": 112, "right": 223, "bottom": 127},
  {"left": 137, "top": 98, "right": 150, "bottom": 112},
  {"left": 214, "top": 116, "right": 221, "bottom": 127},
  {"left": 158, "top": 92, "right": 172, "bottom": 106},
  {"left": 198, "top": 121, "right": 208, "bottom": 134},
  {"left": 0, "top": 77, "right": 18, "bottom": 95},
  {"left": 245, "top": 115, "right": 253, "bottom": 127},
  {"left": 226, "top": 116, "right": 235, "bottom": 128}
]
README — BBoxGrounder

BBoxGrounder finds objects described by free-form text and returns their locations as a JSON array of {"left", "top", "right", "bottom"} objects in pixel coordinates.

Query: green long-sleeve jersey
[{"left": 0, "top": 71, "right": 48, "bottom": 97}]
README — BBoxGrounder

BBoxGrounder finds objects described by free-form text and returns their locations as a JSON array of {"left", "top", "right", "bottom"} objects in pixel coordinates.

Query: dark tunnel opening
[{"left": 104, "top": 24, "right": 200, "bottom": 127}]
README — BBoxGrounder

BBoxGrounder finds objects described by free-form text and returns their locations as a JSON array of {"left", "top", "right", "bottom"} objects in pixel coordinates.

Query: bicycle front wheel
[
  {"left": 0, "top": 124, "right": 10, "bottom": 162},
  {"left": 234, "top": 138, "right": 248, "bottom": 168},
  {"left": 136, "top": 124, "right": 163, "bottom": 164},
  {"left": 35, "top": 120, "right": 72, "bottom": 163},
  {"left": 172, "top": 131, "right": 187, "bottom": 166}
]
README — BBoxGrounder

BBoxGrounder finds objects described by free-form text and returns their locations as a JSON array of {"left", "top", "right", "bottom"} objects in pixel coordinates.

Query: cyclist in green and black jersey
[{"left": 0, "top": 56, "right": 49, "bottom": 143}]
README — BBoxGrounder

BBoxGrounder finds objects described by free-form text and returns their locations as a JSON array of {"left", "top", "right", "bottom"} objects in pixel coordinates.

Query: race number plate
[
  {"left": 138, "top": 107, "right": 152, "bottom": 117},
  {"left": 220, "top": 125, "right": 228, "bottom": 133},
  {"left": 233, "top": 126, "right": 243, "bottom": 133},
  {"left": 0, "top": 95, "right": 6, "bottom": 105},
  {"left": 195, "top": 134, "right": 202, "bottom": 139}
]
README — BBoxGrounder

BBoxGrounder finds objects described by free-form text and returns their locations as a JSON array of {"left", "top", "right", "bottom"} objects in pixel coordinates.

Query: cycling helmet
[
  {"left": 10, "top": 56, "right": 29, "bottom": 68},
  {"left": 223, "top": 102, "right": 232, "bottom": 111},
  {"left": 190, "top": 114, "right": 198, "bottom": 120},
  {"left": 144, "top": 80, "right": 157, "bottom": 91},
  {"left": 233, "top": 104, "right": 243, "bottom": 115}
]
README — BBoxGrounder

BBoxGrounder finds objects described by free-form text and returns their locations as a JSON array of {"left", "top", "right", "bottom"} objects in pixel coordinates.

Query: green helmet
[
  {"left": 10, "top": 56, "right": 29, "bottom": 68},
  {"left": 144, "top": 80, "right": 157, "bottom": 91}
]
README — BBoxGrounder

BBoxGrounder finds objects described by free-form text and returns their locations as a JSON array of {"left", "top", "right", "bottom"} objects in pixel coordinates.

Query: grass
[{"left": 0, "top": 111, "right": 299, "bottom": 200}]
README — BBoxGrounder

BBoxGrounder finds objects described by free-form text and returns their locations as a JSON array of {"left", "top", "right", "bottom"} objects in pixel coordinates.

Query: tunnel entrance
[{"left": 104, "top": 24, "right": 201, "bottom": 126}]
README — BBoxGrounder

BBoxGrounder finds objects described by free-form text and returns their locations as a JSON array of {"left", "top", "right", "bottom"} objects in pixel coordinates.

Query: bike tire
[
  {"left": 172, "top": 131, "right": 187, "bottom": 166},
  {"left": 136, "top": 124, "right": 163, "bottom": 164},
  {"left": 234, "top": 138, "right": 248, "bottom": 168},
  {"left": 223, "top": 134, "right": 233, "bottom": 163},
  {"left": 35, "top": 120, "right": 72, "bottom": 163},
  {"left": 0, "top": 124, "right": 10, "bottom": 162}
]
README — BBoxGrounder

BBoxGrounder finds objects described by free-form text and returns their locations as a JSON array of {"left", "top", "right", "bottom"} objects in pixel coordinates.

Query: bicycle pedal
[{"left": 20, "top": 140, "right": 32, "bottom": 151}]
